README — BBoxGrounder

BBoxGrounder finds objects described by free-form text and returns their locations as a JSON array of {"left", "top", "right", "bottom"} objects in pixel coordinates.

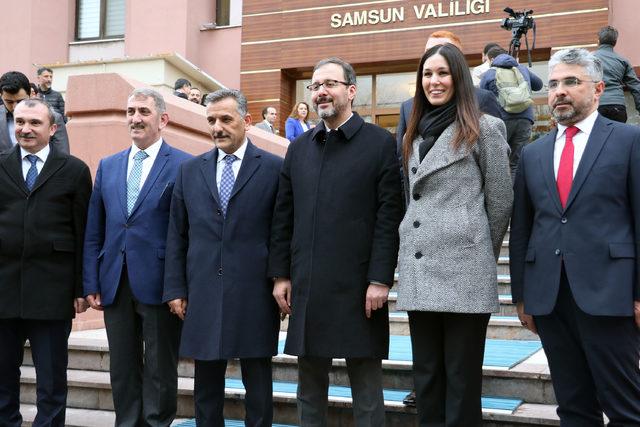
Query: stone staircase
[{"left": 20, "top": 233, "right": 562, "bottom": 426}]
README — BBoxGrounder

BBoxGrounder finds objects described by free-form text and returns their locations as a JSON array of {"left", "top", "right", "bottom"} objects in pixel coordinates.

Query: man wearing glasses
[
  {"left": 510, "top": 48, "right": 640, "bottom": 425},
  {"left": 269, "top": 57, "right": 403, "bottom": 426}
]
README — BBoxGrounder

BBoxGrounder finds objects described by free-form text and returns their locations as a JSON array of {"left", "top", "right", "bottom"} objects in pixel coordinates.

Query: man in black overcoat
[
  {"left": 269, "top": 57, "right": 403, "bottom": 426},
  {"left": 0, "top": 98, "right": 92, "bottom": 426}
]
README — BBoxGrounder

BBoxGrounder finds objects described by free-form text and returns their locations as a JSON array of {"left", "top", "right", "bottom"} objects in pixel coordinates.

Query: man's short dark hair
[
  {"left": 37, "top": 67, "right": 53, "bottom": 76},
  {"left": 174, "top": 78, "right": 191, "bottom": 90},
  {"left": 261, "top": 106, "right": 274, "bottom": 119},
  {"left": 0, "top": 71, "right": 31, "bottom": 95},
  {"left": 30, "top": 82, "right": 39, "bottom": 95},
  {"left": 486, "top": 46, "right": 508, "bottom": 61},
  {"left": 313, "top": 57, "right": 357, "bottom": 86},
  {"left": 483, "top": 43, "right": 501, "bottom": 55},
  {"left": 598, "top": 26, "right": 618, "bottom": 47}
]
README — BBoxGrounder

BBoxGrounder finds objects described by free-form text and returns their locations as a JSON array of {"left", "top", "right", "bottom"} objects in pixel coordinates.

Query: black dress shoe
[{"left": 403, "top": 390, "right": 416, "bottom": 406}]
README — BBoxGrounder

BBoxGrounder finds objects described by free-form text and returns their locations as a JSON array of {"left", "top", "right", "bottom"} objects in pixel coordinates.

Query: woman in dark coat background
[{"left": 397, "top": 43, "right": 513, "bottom": 426}]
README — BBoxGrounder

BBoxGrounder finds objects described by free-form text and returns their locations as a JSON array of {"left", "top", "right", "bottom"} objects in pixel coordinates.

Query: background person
[
  {"left": 189, "top": 87, "right": 203, "bottom": 104},
  {"left": 397, "top": 43, "right": 512, "bottom": 426},
  {"left": 36, "top": 67, "right": 65, "bottom": 119},
  {"left": 284, "top": 101, "right": 310, "bottom": 142},
  {"left": 254, "top": 106, "right": 277, "bottom": 134},
  {"left": 593, "top": 25, "right": 640, "bottom": 123}
]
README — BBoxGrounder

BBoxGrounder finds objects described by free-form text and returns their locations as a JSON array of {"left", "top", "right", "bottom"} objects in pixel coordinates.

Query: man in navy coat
[
  {"left": 510, "top": 48, "right": 640, "bottom": 425},
  {"left": 163, "top": 89, "right": 281, "bottom": 427},
  {"left": 83, "top": 88, "right": 192, "bottom": 426}
]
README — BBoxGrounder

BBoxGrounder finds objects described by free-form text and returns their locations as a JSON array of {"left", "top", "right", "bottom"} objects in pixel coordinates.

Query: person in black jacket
[
  {"left": 0, "top": 98, "right": 92, "bottom": 426},
  {"left": 37, "top": 67, "right": 65, "bottom": 119}
]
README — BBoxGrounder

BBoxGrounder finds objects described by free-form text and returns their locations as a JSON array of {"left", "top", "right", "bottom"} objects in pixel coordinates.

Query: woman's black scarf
[{"left": 417, "top": 101, "right": 456, "bottom": 163}]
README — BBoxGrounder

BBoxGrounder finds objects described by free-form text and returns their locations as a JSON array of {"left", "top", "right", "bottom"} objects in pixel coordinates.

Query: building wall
[
  {"left": 240, "top": 0, "right": 611, "bottom": 132},
  {"left": 610, "top": 0, "right": 640, "bottom": 65}
]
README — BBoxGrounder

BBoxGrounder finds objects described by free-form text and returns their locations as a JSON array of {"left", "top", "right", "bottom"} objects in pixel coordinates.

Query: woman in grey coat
[{"left": 397, "top": 43, "right": 513, "bottom": 426}]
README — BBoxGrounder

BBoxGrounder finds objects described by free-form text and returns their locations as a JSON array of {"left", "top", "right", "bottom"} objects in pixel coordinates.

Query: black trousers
[
  {"left": 598, "top": 104, "right": 628, "bottom": 123},
  {"left": 408, "top": 311, "right": 490, "bottom": 427},
  {"left": 194, "top": 358, "right": 273, "bottom": 427},
  {"left": 534, "top": 268, "right": 640, "bottom": 427},
  {"left": 103, "top": 271, "right": 181, "bottom": 427},
  {"left": 0, "top": 318, "right": 71, "bottom": 427}
]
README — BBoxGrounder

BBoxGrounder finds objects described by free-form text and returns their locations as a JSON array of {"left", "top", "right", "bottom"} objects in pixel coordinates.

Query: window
[
  {"left": 76, "top": 0, "right": 125, "bottom": 40},
  {"left": 216, "top": 0, "right": 230, "bottom": 26}
]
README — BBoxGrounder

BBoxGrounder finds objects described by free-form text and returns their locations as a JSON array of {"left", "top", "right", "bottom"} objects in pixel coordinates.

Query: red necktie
[{"left": 557, "top": 126, "right": 579, "bottom": 208}]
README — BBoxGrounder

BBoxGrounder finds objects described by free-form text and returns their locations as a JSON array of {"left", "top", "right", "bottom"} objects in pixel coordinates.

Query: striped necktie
[{"left": 127, "top": 150, "right": 149, "bottom": 215}]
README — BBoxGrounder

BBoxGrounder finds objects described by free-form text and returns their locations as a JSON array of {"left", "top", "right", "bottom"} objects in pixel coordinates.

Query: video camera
[{"left": 501, "top": 7, "right": 536, "bottom": 66}]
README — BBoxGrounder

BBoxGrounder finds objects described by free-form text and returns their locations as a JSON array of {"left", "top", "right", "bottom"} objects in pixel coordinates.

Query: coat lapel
[
  {"left": 0, "top": 145, "right": 29, "bottom": 195},
  {"left": 128, "top": 141, "right": 170, "bottom": 217},
  {"left": 30, "top": 146, "right": 66, "bottom": 193},
  {"left": 411, "top": 123, "right": 468, "bottom": 183},
  {"left": 230, "top": 140, "right": 261, "bottom": 199},
  {"left": 564, "top": 116, "right": 612, "bottom": 210},
  {"left": 538, "top": 129, "right": 563, "bottom": 214},
  {"left": 200, "top": 148, "right": 221, "bottom": 207}
]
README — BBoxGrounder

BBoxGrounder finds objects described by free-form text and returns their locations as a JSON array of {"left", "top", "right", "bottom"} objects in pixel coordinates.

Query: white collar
[
  {"left": 20, "top": 144, "right": 50, "bottom": 163},
  {"left": 130, "top": 137, "right": 163, "bottom": 157},
  {"left": 556, "top": 109, "right": 599, "bottom": 139},
  {"left": 217, "top": 138, "right": 249, "bottom": 162}
]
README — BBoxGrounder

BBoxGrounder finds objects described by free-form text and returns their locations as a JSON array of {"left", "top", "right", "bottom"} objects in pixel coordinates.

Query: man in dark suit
[
  {"left": 510, "top": 48, "right": 640, "bottom": 425},
  {"left": 163, "top": 89, "right": 281, "bottom": 427},
  {"left": 83, "top": 88, "right": 192, "bottom": 426},
  {"left": 0, "top": 98, "right": 92, "bottom": 426},
  {"left": 0, "top": 71, "right": 69, "bottom": 154},
  {"left": 173, "top": 78, "right": 191, "bottom": 100},
  {"left": 269, "top": 57, "right": 403, "bottom": 426}
]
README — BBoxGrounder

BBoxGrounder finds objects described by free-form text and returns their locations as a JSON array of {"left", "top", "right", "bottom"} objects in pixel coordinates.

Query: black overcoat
[
  {"left": 0, "top": 145, "right": 92, "bottom": 319},
  {"left": 269, "top": 112, "right": 403, "bottom": 358}
]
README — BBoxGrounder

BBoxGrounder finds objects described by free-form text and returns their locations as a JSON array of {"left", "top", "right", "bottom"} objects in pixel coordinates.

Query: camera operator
[{"left": 593, "top": 26, "right": 640, "bottom": 123}]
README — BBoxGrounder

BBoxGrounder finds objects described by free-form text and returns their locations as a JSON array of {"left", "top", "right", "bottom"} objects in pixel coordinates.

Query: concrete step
[
  {"left": 19, "top": 404, "right": 192, "bottom": 426},
  {"left": 25, "top": 331, "right": 552, "bottom": 406},
  {"left": 19, "top": 367, "right": 558, "bottom": 426}
]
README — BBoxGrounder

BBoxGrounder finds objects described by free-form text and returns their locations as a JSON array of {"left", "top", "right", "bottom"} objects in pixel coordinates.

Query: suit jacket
[
  {"left": 83, "top": 141, "right": 192, "bottom": 306},
  {"left": 268, "top": 113, "right": 403, "bottom": 358},
  {"left": 510, "top": 114, "right": 640, "bottom": 316},
  {"left": 396, "top": 115, "right": 512, "bottom": 313},
  {"left": 0, "top": 105, "right": 70, "bottom": 154},
  {"left": 254, "top": 120, "right": 275, "bottom": 134},
  {"left": 163, "top": 140, "right": 281, "bottom": 360},
  {"left": 285, "top": 117, "right": 308, "bottom": 142},
  {"left": 0, "top": 144, "right": 92, "bottom": 319}
]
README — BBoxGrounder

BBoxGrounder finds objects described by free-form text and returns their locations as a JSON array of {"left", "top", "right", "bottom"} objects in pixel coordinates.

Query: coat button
[
  {"left": 413, "top": 193, "right": 420, "bottom": 201},
  {"left": 218, "top": 268, "right": 223, "bottom": 275},
  {"left": 415, "top": 252, "right": 423, "bottom": 259},
  {"left": 413, "top": 220, "right": 420, "bottom": 228},
  {"left": 411, "top": 167, "right": 417, "bottom": 174},
  {"left": 554, "top": 249, "right": 561, "bottom": 256},
  {"left": 217, "top": 209, "right": 222, "bottom": 215},
  {"left": 561, "top": 217, "right": 567, "bottom": 224}
]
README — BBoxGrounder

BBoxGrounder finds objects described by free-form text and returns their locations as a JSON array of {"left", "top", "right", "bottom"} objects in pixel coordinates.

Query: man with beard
[
  {"left": 36, "top": 67, "right": 65, "bottom": 119},
  {"left": 269, "top": 57, "right": 403, "bottom": 426},
  {"left": 83, "top": 88, "right": 192, "bottom": 426},
  {"left": 510, "top": 48, "right": 640, "bottom": 425}
]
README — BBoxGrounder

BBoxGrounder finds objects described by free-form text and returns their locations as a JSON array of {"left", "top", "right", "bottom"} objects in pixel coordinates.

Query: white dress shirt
[
  {"left": 216, "top": 138, "right": 248, "bottom": 192},
  {"left": 21, "top": 144, "right": 50, "bottom": 179},
  {"left": 127, "top": 138, "right": 163, "bottom": 188},
  {"left": 553, "top": 110, "right": 599, "bottom": 179}
]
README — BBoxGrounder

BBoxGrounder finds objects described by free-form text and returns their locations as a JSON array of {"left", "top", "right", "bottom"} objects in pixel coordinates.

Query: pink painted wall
[
  {"left": 0, "top": 0, "right": 71, "bottom": 80},
  {"left": 125, "top": 0, "right": 241, "bottom": 88},
  {"left": 610, "top": 0, "right": 640, "bottom": 66}
]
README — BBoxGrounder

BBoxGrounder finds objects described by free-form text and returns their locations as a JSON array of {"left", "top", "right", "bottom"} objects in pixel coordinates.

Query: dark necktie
[
  {"left": 25, "top": 154, "right": 39, "bottom": 191},
  {"left": 219, "top": 154, "right": 237, "bottom": 216},
  {"left": 557, "top": 126, "right": 579, "bottom": 208}
]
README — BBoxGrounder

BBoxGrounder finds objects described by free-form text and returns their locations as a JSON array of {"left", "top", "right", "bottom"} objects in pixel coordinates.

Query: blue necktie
[
  {"left": 25, "top": 154, "right": 39, "bottom": 191},
  {"left": 127, "top": 150, "right": 149, "bottom": 215},
  {"left": 219, "top": 154, "right": 237, "bottom": 216}
]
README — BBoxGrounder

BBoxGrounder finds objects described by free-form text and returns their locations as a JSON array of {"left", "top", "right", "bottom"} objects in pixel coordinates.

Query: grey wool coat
[{"left": 396, "top": 114, "right": 513, "bottom": 313}]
